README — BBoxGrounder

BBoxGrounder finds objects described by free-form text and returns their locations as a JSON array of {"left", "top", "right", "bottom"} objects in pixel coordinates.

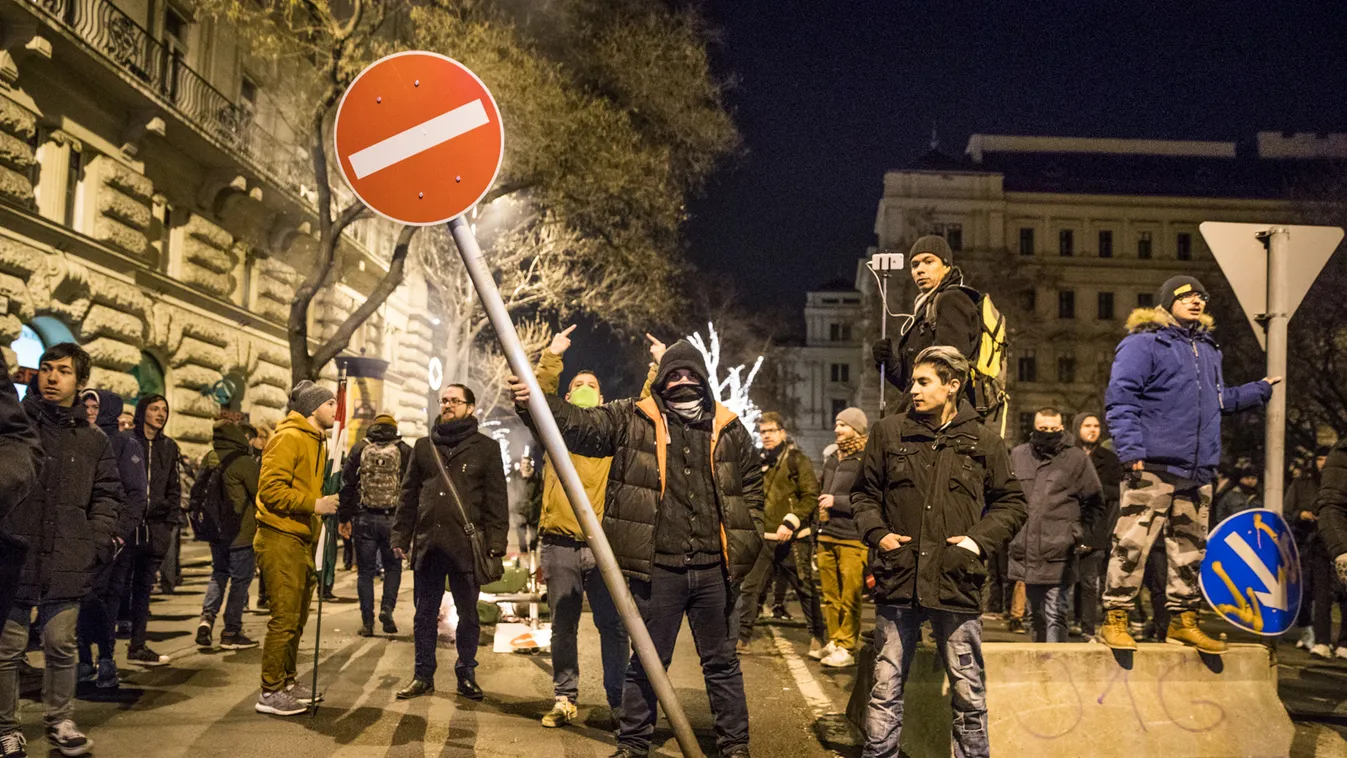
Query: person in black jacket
[
  {"left": 391, "top": 385, "right": 507, "bottom": 703},
  {"left": 339, "top": 412, "right": 412, "bottom": 638},
  {"left": 870, "top": 235, "right": 979, "bottom": 410},
  {"left": 76, "top": 390, "right": 148, "bottom": 690},
  {"left": 0, "top": 343, "right": 120, "bottom": 757},
  {"left": 510, "top": 339, "right": 765, "bottom": 758},
  {"left": 1072, "top": 412, "right": 1123, "bottom": 641},
  {"left": 122, "top": 393, "right": 179, "bottom": 668},
  {"left": 1288, "top": 447, "right": 1329, "bottom": 650},
  {"left": 815, "top": 407, "right": 869, "bottom": 669},
  {"left": 850, "top": 346, "right": 1026, "bottom": 758},
  {"left": 0, "top": 349, "right": 40, "bottom": 656},
  {"left": 1312, "top": 442, "right": 1347, "bottom": 657}
]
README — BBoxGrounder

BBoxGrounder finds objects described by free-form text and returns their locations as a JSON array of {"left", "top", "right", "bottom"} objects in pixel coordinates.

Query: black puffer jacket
[
  {"left": 1074, "top": 412, "right": 1124, "bottom": 552},
  {"left": 132, "top": 394, "right": 181, "bottom": 527},
  {"left": 6, "top": 393, "right": 121, "bottom": 604},
  {"left": 851, "top": 402, "right": 1026, "bottom": 613},
  {"left": 521, "top": 392, "right": 765, "bottom": 583},
  {"left": 1315, "top": 440, "right": 1347, "bottom": 559},
  {"left": 93, "top": 390, "right": 148, "bottom": 544},
  {"left": 392, "top": 418, "right": 509, "bottom": 575}
]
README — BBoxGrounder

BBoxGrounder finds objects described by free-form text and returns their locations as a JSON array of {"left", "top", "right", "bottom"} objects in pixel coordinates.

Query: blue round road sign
[{"left": 1200, "top": 508, "right": 1302, "bottom": 636}]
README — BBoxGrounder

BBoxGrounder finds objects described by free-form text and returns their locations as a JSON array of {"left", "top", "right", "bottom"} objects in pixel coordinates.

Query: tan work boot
[
  {"left": 541, "top": 696, "right": 577, "bottom": 727},
  {"left": 1099, "top": 609, "right": 1137, "bottom": 651},
  {"left": 1166, "top": 611, "right": 1227, "bottom": 655}
]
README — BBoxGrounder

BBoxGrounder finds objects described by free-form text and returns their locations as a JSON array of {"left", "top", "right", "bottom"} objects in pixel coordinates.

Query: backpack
[
  {"left": 358, "top": 440, "right": 403, "bottom": 509},
  {"left": 188, "top": 451, "right": 247, "bottom": 544},
  {"left": 930, "top": 285, "right": 1010, "bottom": 433}
]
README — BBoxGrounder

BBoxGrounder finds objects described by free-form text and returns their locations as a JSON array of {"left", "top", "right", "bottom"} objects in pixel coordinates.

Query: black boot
[
  {"left": 456, "top": 676, "right": 484, "bottom": 701},
  {"left": 379, "top": 609, "right": 398, "bottom": 635},
  {"left": 396, "top": 679, "right": 434, "bottom": 700}
]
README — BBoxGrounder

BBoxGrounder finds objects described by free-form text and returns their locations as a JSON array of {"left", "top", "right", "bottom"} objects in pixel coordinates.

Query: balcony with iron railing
[{"left": 25, "top": 0, "right": 312, "bottom": 195}]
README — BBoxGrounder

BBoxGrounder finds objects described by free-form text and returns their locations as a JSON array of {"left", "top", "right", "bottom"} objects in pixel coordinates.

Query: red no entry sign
[{"left": 334, "top": 51, "right": 504, "bottom": 226}]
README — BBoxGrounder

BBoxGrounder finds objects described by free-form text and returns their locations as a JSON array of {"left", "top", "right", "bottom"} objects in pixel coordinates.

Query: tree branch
[{"left": 308, "top": 225, "right": 419, "bottom": 374}]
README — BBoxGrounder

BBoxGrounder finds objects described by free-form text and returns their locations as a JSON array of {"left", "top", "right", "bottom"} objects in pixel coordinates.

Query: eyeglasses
[
  {"left": 1177, "top": 292, "right": 1209, "bottom": 304},
  {"left": 440, "top": 398, "right": 469, "bottom": 407}
]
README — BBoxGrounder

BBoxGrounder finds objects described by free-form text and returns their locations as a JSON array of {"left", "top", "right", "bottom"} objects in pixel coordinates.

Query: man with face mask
[
  {"left": 528, "top": 325, "right": 656, "bottom": 730},
  {"left": 1102, "top": 276, "right": 1277, "bottom": 653},
  {"left": 1007, "top": 409, "right": 1102, "bottom": 643},
  {"left": 509, "top": 338, "right": 764, "bottom": 758},
  {"left": 870, "top": 235, "right": 979, "bottom": 407}
]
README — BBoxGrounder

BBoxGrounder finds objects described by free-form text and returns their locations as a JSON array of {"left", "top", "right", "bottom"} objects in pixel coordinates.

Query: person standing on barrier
[
  {"left": 1072, "top": 412, "right": 1122, "bottom": 641},
  {"left": 1101, "top": 276, "right": 1276, "bottom": 654},
  {"left": 1007, "top": 408, "right": 1102, "bottom": 643},
  {"left": 510, "top": 338, "right": 764, "bottom": 758},
  {"left": 851, "top": 346, "right": 1026, "bottom": 758}
]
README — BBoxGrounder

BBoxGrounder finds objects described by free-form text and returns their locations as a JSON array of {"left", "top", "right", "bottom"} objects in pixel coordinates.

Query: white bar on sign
[{"left": 348, "top": 99, "right": 489, "bottom": 179}]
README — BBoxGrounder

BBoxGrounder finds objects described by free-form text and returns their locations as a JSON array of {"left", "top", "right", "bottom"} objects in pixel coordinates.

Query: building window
[
  {"left": 1018, "top": 412, "right": 1036, "bottom": 441},
  {"left": 165, "top": 6, "right": 189, "bottom": 52},
  {"left": 1176, "top": 232, "right": 1192, "bottom": 261},
  {"left": 1137, "top": 292, "right": 1155, "bottom": 309},
  {"left": 1059, "top": 229, "right": 1074, "bottom": 257},
  {"left": 1058, "top": 290, "right": 1075, "bottom": 319},
  {"left": 1019, "top": 228, "right": 1035, "bottom": 256},
  {"left": 1137, "top": 231, "right": 1153, "bottom": 259},
  {"left": 1017, "top": 355, "right": 1037, "bottom": 383},
  {"left": 831, "top": 398, "right": 848, "bottom": 419},
  {"left": 830, "top": 363, "right": 850, "bottom": 383},
  {"left": 1098, "top": 230, "right": 1113, "bottom": 258},
  {"left": 63, "top": 148, "right": 83, "bottom": 229},
  {"left": 934, "top": 223, "right": 963, "bottom": 252},
  {"left": 1058, "top": 355, "right": 1077, "bottom": 384},
  {"left": 828, "top": 323, "right": 852, "bottom": 342},
  {"left": 1098, "top": 291, "right": 1115, "bottom": 320},
  {"left": 1019, "top": 288, "right": 1036, "bottom": 314}
]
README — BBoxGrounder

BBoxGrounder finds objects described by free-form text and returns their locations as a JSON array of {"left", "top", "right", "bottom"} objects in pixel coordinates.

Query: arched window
[{"left": 130, "top": 352, "right": 165, "bottom": 406}]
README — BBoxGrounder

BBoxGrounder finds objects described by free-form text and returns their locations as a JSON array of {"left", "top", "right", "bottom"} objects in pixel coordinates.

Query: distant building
[
  {"left": 782, "top": 132, "right": 1345, "bottom": 448},
  {"left": 781, "top": 280, "right": 863, "bottom": 460}
]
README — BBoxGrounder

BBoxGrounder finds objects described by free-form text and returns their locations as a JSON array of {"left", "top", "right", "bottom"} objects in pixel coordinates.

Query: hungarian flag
[{"left": 316, "top": 373, "right": 348, "bottom": 589}]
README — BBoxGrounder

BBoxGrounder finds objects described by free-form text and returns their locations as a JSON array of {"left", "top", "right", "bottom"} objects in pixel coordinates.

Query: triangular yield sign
[{"left": 1199, "top": 222, "right": 1343, "bottom": 350}]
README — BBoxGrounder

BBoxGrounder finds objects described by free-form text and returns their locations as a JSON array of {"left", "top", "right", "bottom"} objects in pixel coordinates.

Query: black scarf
[{"left": 432, "top": 416, "right": 479, "bottom": 450}]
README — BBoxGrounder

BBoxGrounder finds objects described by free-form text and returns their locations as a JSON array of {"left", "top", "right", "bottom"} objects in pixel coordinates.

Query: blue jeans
[
  {"left": 354, "top": 510, "right": 402, "bottom": 626},
  {"left": 201, "top": 544, "right": 256, "bottom": 635},
  {"left": 619, "top": 565, "right": 748, "bottom": 756},
  {"left": 864, "top": 605, "right": 988, "bottom": 758},
  {"left": 1025, "top": 582, "right": 1071, "bottom": 643},
  {"left": 540, "top": 537, "right": 628, "bottom": 709}
]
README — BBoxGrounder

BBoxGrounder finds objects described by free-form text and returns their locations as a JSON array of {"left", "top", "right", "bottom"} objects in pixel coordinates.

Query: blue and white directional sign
[{"left": 1200, "top": 508, "right": 1302, "bottom": 636}]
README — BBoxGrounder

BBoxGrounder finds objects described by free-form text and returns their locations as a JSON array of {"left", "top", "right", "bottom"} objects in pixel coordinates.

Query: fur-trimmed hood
[{"left": 1125, "top": 306, "right": 1215, "bottom": 335}]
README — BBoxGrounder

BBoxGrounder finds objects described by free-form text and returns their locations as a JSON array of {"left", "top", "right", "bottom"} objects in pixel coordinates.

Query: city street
[{"left": 11, "top": 542, "right": 1347, "bottom": 757}]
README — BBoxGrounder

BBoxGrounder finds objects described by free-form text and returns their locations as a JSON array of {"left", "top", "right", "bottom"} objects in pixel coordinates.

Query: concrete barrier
[{"left": 849, "top": 642, "right": 1295, "bottom": 757}]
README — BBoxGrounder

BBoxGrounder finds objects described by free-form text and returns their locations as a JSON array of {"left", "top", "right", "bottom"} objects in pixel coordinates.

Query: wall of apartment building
[
  {"left": 0, "top": 0, "right": 434, "bottom": 458},
  {"left": 784, "top": 290, "right": 865, "bottom": 463}
]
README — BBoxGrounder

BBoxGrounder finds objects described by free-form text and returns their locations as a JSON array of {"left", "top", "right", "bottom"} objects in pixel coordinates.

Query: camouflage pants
[{"left": 1103, "top": 471, "right": 1212, "bottom": 613}]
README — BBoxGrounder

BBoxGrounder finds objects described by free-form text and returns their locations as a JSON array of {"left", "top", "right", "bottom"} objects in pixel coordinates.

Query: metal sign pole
[
  {"left": 1260, "top": 227, "right": 1290, "bottom": 515},
  {"left": 447, "top": 217, "right": 704, "bottom": 757}
]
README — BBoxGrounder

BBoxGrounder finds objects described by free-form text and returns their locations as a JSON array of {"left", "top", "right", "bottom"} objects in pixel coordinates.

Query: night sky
[{"left": 685, "top": 1, "right": 1347, "bottom": 316}]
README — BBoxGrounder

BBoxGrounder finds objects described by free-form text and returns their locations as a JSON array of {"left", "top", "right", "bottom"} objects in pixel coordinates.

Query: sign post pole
[
  {"left": 447, "top": 217, "right": 704, "bottom": 758},
  {"left": 1258, "top": 227, "right": 1291, "bottom": 516}
]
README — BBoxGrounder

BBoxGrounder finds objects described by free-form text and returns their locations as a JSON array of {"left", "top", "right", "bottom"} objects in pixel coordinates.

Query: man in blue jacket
[{"left": 1101, "top": 276, "right": 1276, "bottom": 653}]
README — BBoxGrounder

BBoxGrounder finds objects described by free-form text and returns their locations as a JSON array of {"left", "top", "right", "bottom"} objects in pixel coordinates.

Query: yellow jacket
[
  {"left": 256, "top": 411, "right": 328, "bottom": 543},
  {"left": 536, "top": 351, "right": 610, "bottom": 539}
]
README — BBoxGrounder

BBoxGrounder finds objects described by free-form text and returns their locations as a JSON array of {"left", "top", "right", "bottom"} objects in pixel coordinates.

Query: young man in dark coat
[
  {"left": 850, "top": 346, "right": 1026, "bottom": 758},
  {"left": 392, "top": 384, "right": 507, "bottom": 703},
  {"left": 1007, "top": 408, "right": 1102, "bottom": 643},
  {"left": 1311, "top": 443, "right": 1347, "bottom": 657},
  {"left": 870, "top": 235, "right": 980, "bottom": 408},
  {"left": 125, "top": 393, "right": 181, "bottom": 666},
  {"left": 76, "top": 390, "right": 147, "bottom": 690},
  {"left": 0, "top": 348, "right": 40, "bottom": 665},
  {"left": 510, "top": 339, "right": 765, "bottom": 758},
  {"left": 195, "top": 421, "right": 262, "bottom": 651},
  {"left": 0, "top": 343, "right": 120, "bottom": 758},
  {"left": 1072, "top": 412, "right": 1122, "bottom": 640},
  {"left": 1102, "top": 276, "right": 1275, "bottom": 653},
  {"left": 339, "top": 412, "right": 412, "bottom": 638}
]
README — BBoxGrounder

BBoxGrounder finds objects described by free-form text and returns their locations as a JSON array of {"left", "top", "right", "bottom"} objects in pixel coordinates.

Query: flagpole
[{"left": 311, "top": 366, "right": 348, "bottom": 715}]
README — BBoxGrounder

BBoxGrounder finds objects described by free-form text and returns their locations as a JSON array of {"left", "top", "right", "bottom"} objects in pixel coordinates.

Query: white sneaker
[
  {"left": 1310, "top": 643, "right": 1333, "bottom": 659},
  {"left": 820, "top": 647, "right": 856, "bottom": 668},
  {"left": 808, "top": 641, "right": 834, "bottom": 661},
  {"left": 1335, "top": 646, "right": 1347, "bottom": 660},
  {"left": 1297, "top": 628, "right": 1315, "bottom": 650}
]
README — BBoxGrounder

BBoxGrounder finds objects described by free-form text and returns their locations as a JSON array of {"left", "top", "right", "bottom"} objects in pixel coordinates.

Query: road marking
[
  {"left": 349, "top": 99, "right": 490, "bottom": 179},
  {"left": 1224, "top": 532, "right": 1287, "bottom": 610},
  {"left": 768, "top": 626, "right": 850, "bottom": 757}
]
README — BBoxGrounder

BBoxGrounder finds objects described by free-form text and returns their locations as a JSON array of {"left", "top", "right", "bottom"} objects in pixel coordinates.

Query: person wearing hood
[
  {"left": 736, "top": 411, "right": 824, "bottom": 656},
  {"left": 338, "top": 412, "right": 412, "bottom": 638},
  {"left": 870, "top": 235, "right": 980, "bottom": 408},
  {"left": 510, "top": 338, "right": 764, "bottom": 758},
  {"left": 1101, "top": 276, "right": 1277, "bottom": 654},
  {"left": 0, "top": 343, "right": 120, "bottom": 758},
  {"left": 0, "top": 348, "right": 40, "bottom": 648},
  {"left": 1212, "top": 462, "right": 1263, "bottom": 526},
  {"left": 1007, "top": 409, "right": 1102, "bottom": 643},
  {"left": 850, "top": 346, "right": 1026, "bottom": 758},
  {"left": 253, "top": 381, "right": 340, "bottom": 717},
  {"left": 194, "top": 421, "right": 262, "bottom": 652},
  {"left": 391, "top": 383, "right": 507, "bottom": 704},
  {"left": 124, "top": 393, "right": 180, "bottom": 667},
  {"left": 75, "top": 390, "right": 148, "bottom": 690},
  {"left": 815, "top": 408, "right": 869, "bottom": 668},
  {"left": 1072, "top": 412, "right": 1122, "bottom": 641}
]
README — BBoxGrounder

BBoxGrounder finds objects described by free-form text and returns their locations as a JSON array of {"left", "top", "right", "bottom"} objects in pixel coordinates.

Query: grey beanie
[
  {"left": 289, "top": 380, "right": 336, "bottom": 417},
  {"left": 836, "top": 407, "right": 869, "bottom": 436},
  {"left": 908, "top": 234, "right": 954, "bottom": 266}
]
